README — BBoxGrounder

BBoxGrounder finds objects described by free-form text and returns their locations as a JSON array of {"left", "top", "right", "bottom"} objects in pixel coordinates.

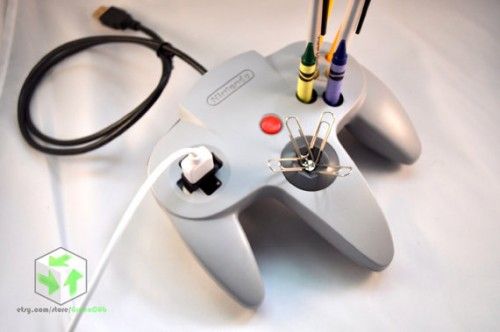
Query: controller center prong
[{"left": 301, "top": 158, "right": 316, "bottom": 172}]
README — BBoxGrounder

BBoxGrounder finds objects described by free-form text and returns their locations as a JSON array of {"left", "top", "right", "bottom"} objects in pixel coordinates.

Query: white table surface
[{"left": 1, "top": 0, "right": 499, "bottom": 331}]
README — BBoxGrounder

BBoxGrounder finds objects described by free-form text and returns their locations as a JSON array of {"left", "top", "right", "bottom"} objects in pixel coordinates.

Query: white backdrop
[{"left": 1, "top": 0, "right": 499, "bottom": 331}]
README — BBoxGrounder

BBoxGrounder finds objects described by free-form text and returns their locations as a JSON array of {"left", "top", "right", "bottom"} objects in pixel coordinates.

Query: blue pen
[{"left": 324, "top": 39, "right": 347, "bottom": 106}]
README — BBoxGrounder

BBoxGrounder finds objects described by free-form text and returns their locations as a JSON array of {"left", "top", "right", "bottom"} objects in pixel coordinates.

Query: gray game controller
[{"left": 148, "top": 42, "right": 421, "bottom": 307}]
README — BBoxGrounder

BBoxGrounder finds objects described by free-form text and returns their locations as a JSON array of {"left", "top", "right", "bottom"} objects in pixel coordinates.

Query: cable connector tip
[
  {"left": 92, "top": 6, "right": 109, "bottom": 20},
  {"left": 92, "top": 6, "right": 138, "bottom": 30}
]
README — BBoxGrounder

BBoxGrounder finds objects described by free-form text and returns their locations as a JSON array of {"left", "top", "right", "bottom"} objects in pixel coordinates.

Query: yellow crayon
[{"left": 296, "top": 42, "right": 317, "bottom": 103}]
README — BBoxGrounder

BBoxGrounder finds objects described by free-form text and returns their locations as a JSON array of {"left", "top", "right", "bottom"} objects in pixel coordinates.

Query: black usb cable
[{"left": 17, "top": 6, "right": 206, "bottom": 155}]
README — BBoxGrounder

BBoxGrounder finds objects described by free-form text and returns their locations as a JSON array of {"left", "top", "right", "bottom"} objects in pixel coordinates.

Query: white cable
[{"left": 67, "top": 147, "right": 196, "bottom": 332}]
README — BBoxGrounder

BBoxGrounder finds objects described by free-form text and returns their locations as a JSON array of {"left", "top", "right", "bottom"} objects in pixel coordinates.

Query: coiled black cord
[{"left": 17, "top": 7, "right": 206, "bottom": 155}]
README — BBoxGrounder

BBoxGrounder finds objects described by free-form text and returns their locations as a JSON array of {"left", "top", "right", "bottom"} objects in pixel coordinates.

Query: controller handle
[
  {"left": 275, "top": 140, "right": 394, "bottom": 271},
  {"left": 348, "top": 66, "right": 421, "bottom": 164},
  {"left": 169, "top": 213, "right": 264, "bottom": 307}
]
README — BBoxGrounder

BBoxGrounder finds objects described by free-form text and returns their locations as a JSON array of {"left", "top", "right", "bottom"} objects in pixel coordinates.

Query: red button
[{"left": 260, "top": 114, "right": 282, "bottom": 135}]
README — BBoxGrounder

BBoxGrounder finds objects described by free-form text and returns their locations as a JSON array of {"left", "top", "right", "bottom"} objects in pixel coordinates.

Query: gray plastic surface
[
  {"left": 169, "top": 213, "right": 264, "bottom": 307},
  {"left": 347, "top": 68, "right": 422, "bottom": 164},
  {"left": 148, "top": 42, "right": 421, "bottom": 306}
]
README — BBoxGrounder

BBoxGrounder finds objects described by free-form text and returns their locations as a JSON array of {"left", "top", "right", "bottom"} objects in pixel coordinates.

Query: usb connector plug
[{"left": 93, "top": 6, "right": 139, "bottom": 30}]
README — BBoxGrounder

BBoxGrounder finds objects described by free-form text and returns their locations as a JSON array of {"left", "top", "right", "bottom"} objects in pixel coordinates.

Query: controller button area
[
  {"left": 177, "top": 153, "right": 223, "bottom": 195},
  {"left": 260, "top": 114, "right": 282, "bottom": 135}
]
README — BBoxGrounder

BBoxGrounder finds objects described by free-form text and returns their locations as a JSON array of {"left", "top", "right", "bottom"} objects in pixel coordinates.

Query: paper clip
[
  {"left": 267, "top": 157, "right": 305, "bottom": 173},
  {"left": 284, "top": 116, "right": 314, "bottom": 165},
  {"left": 316, "top": 165, "right": 353, "bottom": 177},
  {"left": 309, "top": 111, "right": 335, "bottom": 164}
]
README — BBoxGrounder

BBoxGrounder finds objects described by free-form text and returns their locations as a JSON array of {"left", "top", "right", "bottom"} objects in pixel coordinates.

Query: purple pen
[{"left": 324, "top": 39, "right": 347, "bottom": 106}]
